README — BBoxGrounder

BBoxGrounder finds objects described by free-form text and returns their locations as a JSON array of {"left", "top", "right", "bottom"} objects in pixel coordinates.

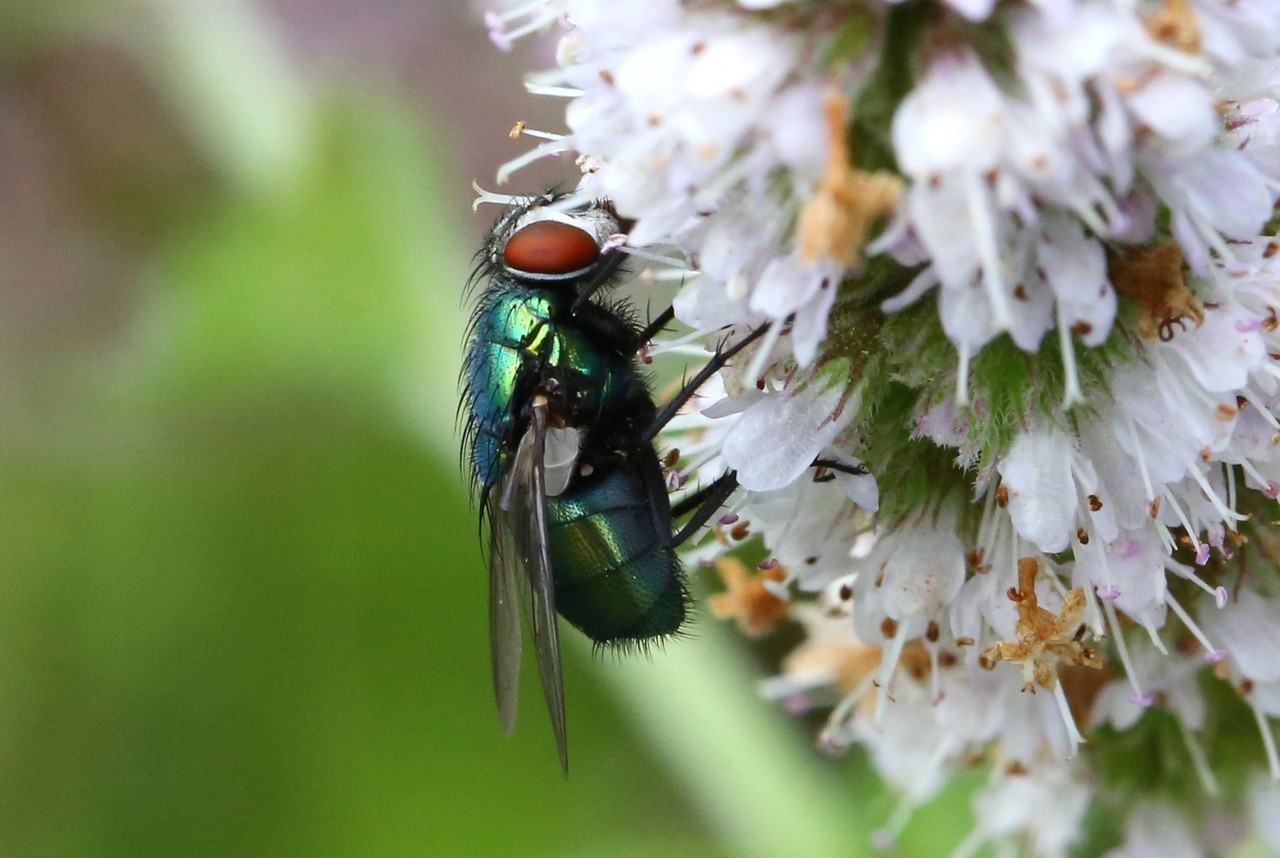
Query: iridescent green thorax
[
  {"left": 464, "top": 279, "right": 642, "bottom": 495},
  {"left": 546, "top": 457, "right": 687, "bottom": 644}
]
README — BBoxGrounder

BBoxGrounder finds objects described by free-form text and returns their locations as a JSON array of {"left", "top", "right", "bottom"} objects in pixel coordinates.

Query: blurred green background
[{"left": 0, "top": 3, "right": 975, "bottom": 856}]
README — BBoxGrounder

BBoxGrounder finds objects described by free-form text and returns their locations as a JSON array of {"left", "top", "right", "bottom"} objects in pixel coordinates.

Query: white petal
[
  {"left": 1038, "top": 215, "right": 1114, "bottom": 346},
  {"left": 684, "top": 30, "right": 790, "bottom": 100},
  {"left": 789, "top": 274, "right": 839, "bottom": 367},
  {"left": 833, "top": 468, "right": 879, "bottom": 512},
  {"left": 722, "top": 379, "right": 853, "bottom": 491},
  {"left": 1202, "top": 589, "right": 1280, "bottom": 683},
  {"left": 999, "top": 429, "right": 1078, "bottom": 553},
  {"left": 893, "top": 51, "right": 1003, "bottom": 176},
  {"left": 880, "top": 534, "right": 966, "bottom": 620},
  {"left": 750, "top": 255, "right": 823, "bottom": 318},
  {"left": 1105, "top": 802, "right": 1203, "bottom": 858},
  {"left": 1128, "top": 74, "right": 1216, "bottom": 154},
  {"left": 945, "top": 0, "right": 998, "bottom": 20}
]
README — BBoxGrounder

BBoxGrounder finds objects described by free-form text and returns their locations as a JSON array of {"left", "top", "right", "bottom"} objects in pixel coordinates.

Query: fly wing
[
  {"left": 515, "top": 400, "right": 569, "bottom": 771},
  {"left": 487, "top": 489, "right": 523, "bottom": 738},
  {"left": 490, "top": 397, "right": 568, "bottom": 771}
]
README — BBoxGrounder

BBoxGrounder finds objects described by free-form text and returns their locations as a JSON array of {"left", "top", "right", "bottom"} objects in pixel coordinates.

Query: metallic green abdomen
[{"left": 546, "top": 465, "right": 686, "bottom": 644}]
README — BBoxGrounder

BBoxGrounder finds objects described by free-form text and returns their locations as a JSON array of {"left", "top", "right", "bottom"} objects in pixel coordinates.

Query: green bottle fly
[{"left": 462, "top": 195, "right": 690, "bottom": 771}]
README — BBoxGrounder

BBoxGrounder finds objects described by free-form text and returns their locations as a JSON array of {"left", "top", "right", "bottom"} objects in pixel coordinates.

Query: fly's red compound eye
[{"left": 503, "top": 220, "right": 600, "bottom": 275}]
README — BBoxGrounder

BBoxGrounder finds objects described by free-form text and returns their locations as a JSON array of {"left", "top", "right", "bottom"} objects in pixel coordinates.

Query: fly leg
[
  {"left": 641, "top": 322, "right": 773, "bottom": 446},
  {"left": 666, "top": 456, "right": 869, "bottom": 548},
  {"left": 637, "top": 306, "right": 675, "bottom": 344},
  {"left": 810, "top": 458, "right": 869, "bottom": 479},
  {"left": 569, "top": 250, "right": 627, "bottom": 315},
  {"left": 668, "top": 470, "right": 740, "bottom": 548}
]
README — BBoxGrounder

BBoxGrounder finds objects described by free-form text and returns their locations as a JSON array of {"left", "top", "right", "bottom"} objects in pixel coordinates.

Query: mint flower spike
[{"left": 485, "top": 0, "right": 1280, "bottom": 853}]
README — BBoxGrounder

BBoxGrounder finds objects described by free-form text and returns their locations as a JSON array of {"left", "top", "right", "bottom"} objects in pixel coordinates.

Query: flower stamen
[
  {"left": 980, "top": 558, "right": 1104, "bottom": 693},
  {"left": 1103, "top": 599, "right": 1152, "bottom": 707},
  {"left": 1178, "top": 717, "right": 1221, "bottom": 796},
  {"left": 1109, "top": 243, "right": 1205, "bottom": 342},
  {"left": 797, "top": 90, "right": 902, "bottom": 268},
  {"left": 497, "top": 136, "right": 572, "bottom": 184},
  {"left": 1145, "top": 0, "right": 1202, "bottom": 56},
  {"left": 709, "top": 557, "right": 791, "bottom": 637},
  {"left": 1249, "top": 695, "right": 1280, "bottom": 781},
  {"left": 1164, "top": 592, "right": 1225, "bottom": 662}
]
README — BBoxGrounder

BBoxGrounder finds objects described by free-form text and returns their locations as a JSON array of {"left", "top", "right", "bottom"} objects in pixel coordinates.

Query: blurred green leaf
[{"left": 134, "top": 99, "right": 451, "bottom": 406}]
